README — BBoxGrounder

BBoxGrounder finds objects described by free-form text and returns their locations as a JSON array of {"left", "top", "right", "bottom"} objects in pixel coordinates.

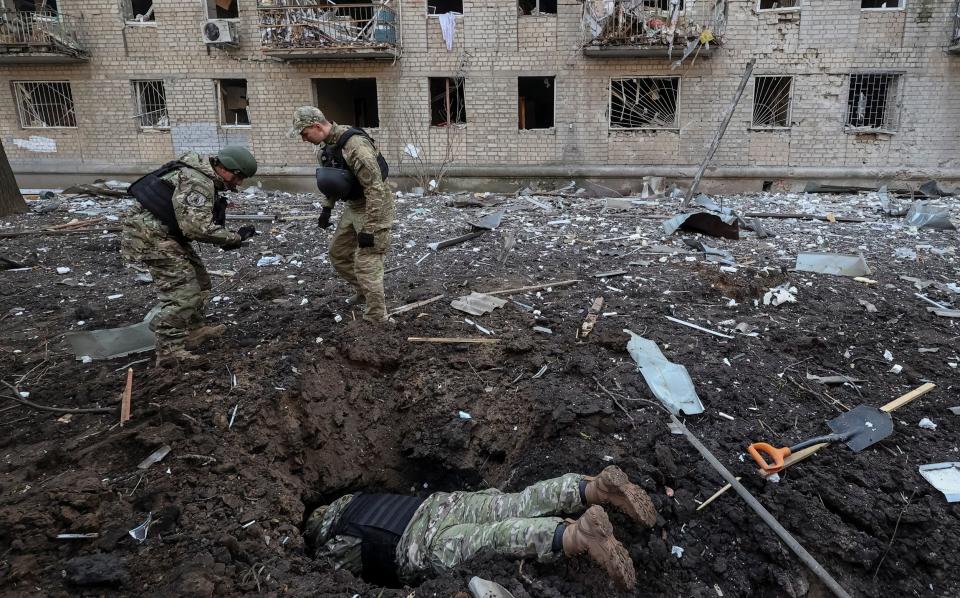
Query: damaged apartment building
[{"left": 2, "top": 0, "right": 960, "bottom": 190}]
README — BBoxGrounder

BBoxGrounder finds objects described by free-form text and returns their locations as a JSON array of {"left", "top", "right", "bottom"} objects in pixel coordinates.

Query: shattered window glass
[{"left": 609, "top": 77, "right": 679, "bottom": 129}]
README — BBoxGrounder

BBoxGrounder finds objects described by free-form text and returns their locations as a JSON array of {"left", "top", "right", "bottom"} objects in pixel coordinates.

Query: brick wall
[{"left": 1, "top": 0, "right": 958, "bottom": 178}]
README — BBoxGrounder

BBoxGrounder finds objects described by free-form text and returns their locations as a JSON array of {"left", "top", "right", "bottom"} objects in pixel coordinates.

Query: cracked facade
[{"left": 1, "top": 0, "right": 959, "bottom": 187}]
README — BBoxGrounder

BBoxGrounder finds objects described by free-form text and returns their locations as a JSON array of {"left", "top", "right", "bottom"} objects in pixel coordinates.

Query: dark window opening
[
  {"left": 218, "top": 79, "right": 250, "bottom": 126},
  {"left": 126, "top": 0, "right": 155, "bottom": 21},
  {"left": 518, "top": 76, "right": 555, "bottom": 129},
  {"left": 314, "top": 78, "right": 380, "bottom": 128},
  {"left": 650, "top": 0, "right": 684, "bottom": 11},
  {"left": 428, "top": 0, "right": 462, "bottom": 15},
  {"left": 14, "top": 0, "right": 58, "bottom": 13},
  {"left": 845, "top": 73, "right": 899, "bottom": 131},
  {"left": 752, "top": 76, "right": 791, "bottom": 128},
  {"left": 861, "top": 0, "right": 902, "bottom": 8},
  {"left": 208, "top": 0, "right": 238, "bottom": 19},
  {"left": 610, "top": 77, "right": 679, "bottom": 129},
  {"left": 758, "top": 0, "right": 799, "bottom": 9},
  {"left": 519, "top": 0, "right": 557, "bottom": 15},
  {"left": 429, "top": 77, "right": 466, "bottom": 126}
]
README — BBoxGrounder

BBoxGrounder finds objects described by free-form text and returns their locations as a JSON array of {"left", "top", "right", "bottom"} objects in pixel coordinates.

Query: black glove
[
  {"left": 237, "top": 226, "right": 257, "bottom": 241},
  {"left": 317, "top": 207, "right": 333, "bottom": 229},
  {"left": 357, "top": 232, "right": 375, "bottom": 249}
]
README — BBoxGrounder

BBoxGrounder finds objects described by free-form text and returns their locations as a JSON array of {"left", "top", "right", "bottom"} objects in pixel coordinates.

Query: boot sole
[
  {"left": 600, "top": 466, "right": 658, "bottom": 528},
  {"left": 582, "top": 506, "right": 636, "bottom": 590}
]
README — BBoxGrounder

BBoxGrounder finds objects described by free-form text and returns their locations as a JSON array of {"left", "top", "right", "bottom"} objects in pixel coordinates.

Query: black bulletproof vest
[
  {"left": 129, "top": 160, "right": 225, "bottom": 240},
  {"left": 319, "top": 128, "right": 389, "bottom": 201},
  {"left": 330, "top": 493, "right": 423, "bottom": 586}
]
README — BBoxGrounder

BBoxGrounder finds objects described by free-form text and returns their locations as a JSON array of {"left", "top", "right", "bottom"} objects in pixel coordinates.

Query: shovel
[{"left": 747, "top": 405, "right": 893, "bottom": 473}]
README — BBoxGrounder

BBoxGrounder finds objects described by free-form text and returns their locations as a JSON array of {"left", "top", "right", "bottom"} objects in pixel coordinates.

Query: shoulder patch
[{"left": 184, "top": 191, "right": 209, "bottom": 208}]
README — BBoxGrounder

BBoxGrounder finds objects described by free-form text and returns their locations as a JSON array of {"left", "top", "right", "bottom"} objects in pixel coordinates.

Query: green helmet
[{"left": 217, "top": 145, "right": 258, "bottom": 178}]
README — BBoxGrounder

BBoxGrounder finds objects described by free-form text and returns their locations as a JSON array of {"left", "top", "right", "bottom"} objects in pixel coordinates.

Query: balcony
[
  {"left": 950, "top": 0, "right": 960, "bottom": 54},
  {"left": 0, "top": 10, "right": 88, "bottom": 63},
  {"left": 581, "top": 0, "right": 725, "bottom": 58},
  {"left": 257, "top": 0, "right": 400, "bottom": 61}
]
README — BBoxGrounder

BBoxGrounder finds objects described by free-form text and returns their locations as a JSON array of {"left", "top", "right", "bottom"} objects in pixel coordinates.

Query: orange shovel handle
[{"left": 747, "top": 442, "right": 792, "bottom": 473}]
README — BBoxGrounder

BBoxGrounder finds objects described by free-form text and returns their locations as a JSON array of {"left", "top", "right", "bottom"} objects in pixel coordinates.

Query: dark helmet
[
  {"left": 315, "top": 167, "right": 358, "bottom": 200},
  {"left": 217, "top": 145, "right": 258, "bottom": 178}
]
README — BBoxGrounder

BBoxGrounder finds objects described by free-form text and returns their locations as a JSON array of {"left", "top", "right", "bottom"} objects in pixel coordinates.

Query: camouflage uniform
[
  {"left": 318, "top": 124, "right": 394, "bottom": 322},
  {"left": 304, "top": 473, "right": 584, "bottom": 582},
  {"left": 120, "top": 152, "right": 242, "bottom": 351}
]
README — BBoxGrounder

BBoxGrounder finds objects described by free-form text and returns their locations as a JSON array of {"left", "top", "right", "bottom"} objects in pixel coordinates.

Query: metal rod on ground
[
  {"left": 683, "top": 58, "right": 756, "bottom": 208},
  {"left": 669, "top": 415, "right": 852, "bottom": 598}
]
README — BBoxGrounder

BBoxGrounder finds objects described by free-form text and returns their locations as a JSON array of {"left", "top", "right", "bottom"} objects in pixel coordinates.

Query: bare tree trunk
[{"left": 0, "top": 138, "right": 27, "bottom": 217}]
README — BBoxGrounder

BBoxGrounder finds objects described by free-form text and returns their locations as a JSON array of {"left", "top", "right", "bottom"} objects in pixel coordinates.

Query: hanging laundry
[{"left": 438, "top": 12, "right": 460, "bottom": 51}]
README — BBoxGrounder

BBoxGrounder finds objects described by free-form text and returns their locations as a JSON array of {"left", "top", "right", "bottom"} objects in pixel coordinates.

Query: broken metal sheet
[
  {"left": 624, "top": 329, "right": 704, "bottom": 416},
  {"left": 877, "top": 185, "right": 908, "bottom": 217},
  {"left": 805, "top": 373, "right": 866, "bottom": 386},
  {"left": 137, "top": 445, "right": 171, "bottom": 470},
  {"left": 794, "top": 253, "right": 871, "bottom": 277},
  {"left": 904, "top": 201, "right": 956, "bottom": 230},
  {"left": 662, "top": 211, "right": 740, "bottom": 240},
  {"left": 919, "top": 180, "right": 952, "bottom": 198},
  {"left": 682, "top": 238, "right": 735, "bottom": 265},
  {"left": 592, "top": 270, "right": 626, "bottom": 278},
  {"left": 64, "top": 306, "right": 159, "bottom": 361},
  {"left": 450, "top": 292, "right": 507, "bottom": 316},
  {"left": 928, "top": 308, "right": 960, "bottom": 318},
  {"left": 467, "top": 207, "right": 506, "bottom": 231},
  {"left": 919, "top": 462, "right": 960, "bottom": 502}
]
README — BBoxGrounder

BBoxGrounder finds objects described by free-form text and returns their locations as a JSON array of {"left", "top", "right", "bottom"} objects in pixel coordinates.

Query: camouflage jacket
[
  {"left": 303, "top": 494, "right": 363, "bottom": 575},
  {"left": 127, "top": 151, "right": 241, "bottom": 247},
  {"left": 318, "top": 124, "right": 395, "bottom": 233}
]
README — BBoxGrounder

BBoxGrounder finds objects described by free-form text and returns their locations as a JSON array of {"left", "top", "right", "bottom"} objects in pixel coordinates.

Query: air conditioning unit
[{"left": 202, "top": 19, "right": 238, "bottom": 46}]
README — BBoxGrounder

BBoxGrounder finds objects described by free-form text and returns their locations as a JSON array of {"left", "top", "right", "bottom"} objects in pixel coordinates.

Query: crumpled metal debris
[
  {"left": 64, "top": 305, "right": 160, "bottom": 361},
  {"left": 764, "top": 283, "right": 797, "bottom": 306},
  {"left": 794, "top": 253, "right": 871, "bottom": 277},
  {"left": 919, "top": 462, "right": 960, "bottom": 502},
  {"left": 662, "top": 211, "right": 740, "bottom": 240},
  {"left": 467, "top": 207, "right": 506, "bottom": 231},
  {"left": 624, "top": 329, "right": 704, "bottom": 416},
  {"left": 451, "top": 292, "right": 507, "bottom": 316},
  {"left": 904, "top": 201, "right": 956, "bottom": 230}
]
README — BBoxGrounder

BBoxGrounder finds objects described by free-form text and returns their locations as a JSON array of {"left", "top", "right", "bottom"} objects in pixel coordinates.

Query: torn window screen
[
  {"left": 14, "top": 80, "right": 76, "bottom": 128},
  {"left": 609, "top": 77, "right": 679, "bottom": 129},
  {"left": 861, "top": 0, "right": 903, "bottom": 8},
  {"left": 134, "top": 80, "right": 169, "bottom": 128},
  {"left": 752, "top": 76, "right": 791, "bottom": 128},
  {"left": 208, "top": 0, "right": 238, "bottom": 19},
  {"left": 519, "top": 0, "right": 557, "bottom": 15},
  {"left": 429, "top": 77, "right": 466, "bottom": 126},
  {"left": 314, "top": 78, "right": 380, "bottom": 128},
  {"left": 218, "top": 79, "right": 250, "bottom": 126},
  {"left": 124, "top": 0, "right": 155, "bottom": 21},
  {"left": 428, "top": 0, "right": 462, "bottom": 14},
  {"left": 518, "top": 76, "right": 555, "bottom": 129},
  {"left": 757, "top": 0, "right": 799, "bottom": 10},
  {"left": 845, "top": 73, "right": 900, "bottom": 131}
]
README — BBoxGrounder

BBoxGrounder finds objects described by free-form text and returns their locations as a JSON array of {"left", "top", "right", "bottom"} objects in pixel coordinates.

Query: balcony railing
[
  {"left": 581, "top": 0, "right": 725, "bottom": 58},
  {"left": 257, "top": 0, "right": 399, "bottom": 60},
  {"left": 0, "top": 10, "right": 88, "bottom": 62}
]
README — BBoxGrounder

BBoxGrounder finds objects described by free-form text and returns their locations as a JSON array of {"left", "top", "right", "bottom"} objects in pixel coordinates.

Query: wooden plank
[
  {"left": 119, "top": 368, "right": 133, "bottom": 426},
  {"left": 389, "top": 294, "right": 445, "bottom": 316},
  {"left": 483, "top": 279, "right": 581, "bottom": 296},
  {"left": 408, "top": 337, "right": 500, "bottom": 344}
]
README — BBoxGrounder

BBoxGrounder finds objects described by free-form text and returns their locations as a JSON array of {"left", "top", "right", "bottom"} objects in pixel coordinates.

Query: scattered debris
[
  {"left": 137, "top": 445, "right": 171, "bottom": 470},
  {"left": 128, "top": 512, "right": 152, "bottom": 543},
  {"left": 624, "top": 329, "right": 704, "bottom": 416},
  {"left": 458, "top": 411, "right": 472, "bottom": 420},
  {"left": 763, "top": 283, "right": 797, "bottom": 306},
  {"left": 483, "top": 279, "right": 580, "bottom": 296},
  {"left": 664, "top": 316, "right": 735, "bottom": 339},
  {"left": 918, "top": 418, "right": 937, "bottom": 430},
  {"left": 64, "top": 306, "right": 159, "bottom": 361},
  {"left": 662, "top": 211, "right": 740, "bottom": 240},
  {"left": 805, "top": 373, "right": 865, "bottom": 386},
  {"left": 120, "top": 368, "right": 133, "bottom": 426},
  {"left": 451, "top": 292, "right": 507, "bottom": 316},
  {"left": 858, "top": 299, "right": 877, "bottom": 313},
  {"left": 592, "top": 270, "right": 627, "bottom": 279},
  {"left": 407, "top": 337, "right": 500, "bottom": 344},
  {"left": 580, "top": 297, "right": 604, "bottom": 338},
  {"left": 671, "top": 545, "right": 684, "bottom": 558},
  {"left": 532, "top": 326, "right": 553, "bottom": 335},
  {"left": 467, "top": 207, "right": 507, "bottom": 231},
  {"left": 390, "top": 294, "right": 445, "bottom": 316},
  {"left": 794, "top": 253, "right": 871, "bottom": 277},
  {"left": 256, "top": 256, "right": 282, "bottom": 267},
  {"left": 919, "top": 463, "right": 960, "bottom": 502},
  {"left": 428, "top": 230, "right": 487, "bottom": 251}
]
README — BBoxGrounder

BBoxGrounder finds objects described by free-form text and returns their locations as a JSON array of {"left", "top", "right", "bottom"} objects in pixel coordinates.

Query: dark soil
[{"left": 1, "top": 190, "right": 959, "bottom": 597}]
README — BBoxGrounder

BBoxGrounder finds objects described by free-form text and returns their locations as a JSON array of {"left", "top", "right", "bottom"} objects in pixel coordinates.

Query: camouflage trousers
[
  {"left": 121, "top": 212, "right": 211, "bottom": 351},
  {"left": 396, "top": 473, "right": 584, "bottom": 581},
  {"left": 328, "top": 202, "right": 391, "bottom": 322}
]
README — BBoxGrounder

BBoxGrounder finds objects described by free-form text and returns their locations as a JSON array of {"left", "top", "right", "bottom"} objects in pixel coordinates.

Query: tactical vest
[
  {"left": 319, "top": 128, "right": 389, "bottom": 201},
  {"left": 129, "top": 160, "right": 226, "bottom": 241},
  {"left": 330, "top": 493, "right": 423, "bottom": 586}
]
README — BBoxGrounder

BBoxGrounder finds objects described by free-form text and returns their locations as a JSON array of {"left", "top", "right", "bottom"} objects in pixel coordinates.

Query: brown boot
[
  {"left": 584, "top": 466, "right": 657, "bottom": 527},
  {"left": 562, "top": 505, "right": 636, "bottom": 590},
  {"left": 184, "top": 324, "right": 225, "bottom": 351}
]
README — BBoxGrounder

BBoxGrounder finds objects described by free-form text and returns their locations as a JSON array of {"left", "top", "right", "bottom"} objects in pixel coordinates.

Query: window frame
[
  {"left": 133, "top": 79, "right": 170, "bottom": 130},
  {"left": 750, "top": 75, "right": 793, "bottom": 130},
  {"left": 13, "top": 80, "right": 77, "bottom": 129},
  {"left": 203, "top": 0, "right": 240, "bottom": 21},
  {"left": 518, "top": 0, "right": 557, "bottom": 16},
  {"left": 216, "top": 79, "right": 251, "bottom": 129},
  {"left": 608, "top": 76, "right": 681, "bottom": 131},
  {"left": 517, "top": 75, "right": 556, "bottom": 130},
  {"left": 860, "top": 0, "right": 905, "bottom": 11},
  {"left": 122, "top": 0, "right": 157, "bottom": 25},
  {"left": 843, "top": 72, "right": 903, "bottom": 134},
  {"left": 428, "top": 76, "right": 467, "bottom": 127},
  {"left": 426, "top": 0, "right": 463, "bottom": 16},
  {"left": 756, "top": 0, "right": 802, "bottom": 13}
]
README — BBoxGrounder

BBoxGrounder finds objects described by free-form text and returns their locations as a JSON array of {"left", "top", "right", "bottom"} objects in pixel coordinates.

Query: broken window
[
  {"left": 314, "top": 78, "right": 379, "bottom": 128},
  {"left": 218, "top": 79, "right": 250, "bottom": 126},
  {"left": 429, "top": 77, "right": 466, "bottom": 126},
  {"left": 518, "top": 76, "right": 555, "bottom": 129},
  {"left": 134, "top": 80, "right": 168, "bottom": 129},
  {"left": 757, "top": 0, "right": 800, "bottom": 10},
  {"left": 206, "top": 0, "right": 238, "bottom": 19},
  {"left": 861, "top": 0, "right": 903, "bottom": 8},
  {"left": 122, "top": 0, "right": 155, "bottom": 22},
  {"left": 13, "top": 80, "right": 76, "bottom": 128},
  {"left": 845, "top": 73, "right": 900, "bottom": 131},
  {"left": 609, "top": 77, "right": 679, "bottom": 129},
  {"left": 13, "top": 0, "right": 58, "bottom": 13},
  {"left": 752, "top": 76, "right": 791, "bottom": 128},
  {"left": 428, "top": 0, "right": 462, "bottom": 15},
  {"left": 519, "top": 0, "right": 556, "bottom": 15}
]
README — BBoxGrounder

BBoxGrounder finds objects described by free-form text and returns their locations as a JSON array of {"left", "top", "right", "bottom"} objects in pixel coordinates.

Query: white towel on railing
[{"left": 438, "top": 12, "right": 460, "bottom": 51}]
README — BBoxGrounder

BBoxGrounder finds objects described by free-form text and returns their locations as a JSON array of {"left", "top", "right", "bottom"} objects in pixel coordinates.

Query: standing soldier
[
  {"left": 121, "top": 146, "right": 258, "bottom": 366},
  {"left": 289, "top": 106, "right": 394, "bottom": 324}
]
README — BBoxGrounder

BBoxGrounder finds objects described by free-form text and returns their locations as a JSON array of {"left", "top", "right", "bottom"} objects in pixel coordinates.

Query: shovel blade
[{"left": 827, "top": 405, "right": 894, "bottom": 452}]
